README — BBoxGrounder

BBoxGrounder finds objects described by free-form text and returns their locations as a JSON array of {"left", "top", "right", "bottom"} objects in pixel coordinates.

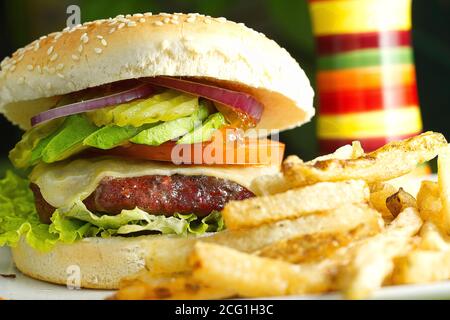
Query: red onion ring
[
  {"left": 144, "top": 77, "right": 263, "bottom": 126},
  {"left": 31, "top": 84, "right": 155, "bottom": 127}
]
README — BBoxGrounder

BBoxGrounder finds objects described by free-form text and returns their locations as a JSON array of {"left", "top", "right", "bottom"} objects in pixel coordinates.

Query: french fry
[
  {"left": 189, "top": 242, "right": 333, "bottom": 297},
  {"left": 419, "top": 222, "right": 450, "bottom": 251},
  {"left": 252, "top": 143, "right": 366, "bottom": 196},
  {"left": 417, "top": 181, "right": 444, "bottom": 229},
  {"left": 393, "top": 250, "right": 450, "bottom": 285},
  {"left": 250, "top": 172, "right": 291, "bottom": 196},
  {"left": 390, "top": 219, "right": 450, "bottom": 286},
  {"left": 351, "top": 141, "right": 365, "bottom": 159},
  {"left": 386, "top": 188, "right": 417, "bottom": 218},
  {"left": 223, "top": 180, "right": 369, "bottom": 229},
  {"left": 145, "top": 202, "right": 382, "bottom": 275},
  {"left": 256, "top": 223, "right": 379, "bottom": 264},
  {"left": 283, "top": 132, "right": 447, "bottom": 187},
  {"left": 369, "top": 182, "right": 398, "bottom": 219},
  {"left": 419, "top": 221, "right": 450, "bottom": 251},
  {"left": 310, "top": 142, "right": 364, "bottom": 163},
  {"left": 438, "top": 146, "right": 450, "bottom": 233},
  {"left": 116, "top": 272, "right": 234, "bottom": 300},
  {"left": 336, "top": 207, "right": 422, "bottom": 299}
]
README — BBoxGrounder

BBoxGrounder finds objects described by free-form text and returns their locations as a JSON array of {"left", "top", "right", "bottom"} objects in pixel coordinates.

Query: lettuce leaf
[
  {"left": 0, "top": 171, "right": 224, "bottom": 252},
  {"left": 58, "top": 201, "right": 224, "bottom": 236}
]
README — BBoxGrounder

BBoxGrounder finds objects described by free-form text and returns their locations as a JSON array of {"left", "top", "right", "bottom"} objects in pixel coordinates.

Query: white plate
[{"left": 1, "top": 245, "right": 450, "bottom": 300}]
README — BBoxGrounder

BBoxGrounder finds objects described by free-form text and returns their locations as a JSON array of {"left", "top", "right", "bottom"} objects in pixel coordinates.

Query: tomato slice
[{"left": 97, "top": 136, "right": 284, "bottom": 166}]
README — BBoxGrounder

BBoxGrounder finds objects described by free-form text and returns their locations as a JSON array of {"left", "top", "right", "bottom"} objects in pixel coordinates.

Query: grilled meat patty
[{"left": 31, "top": 174, "right": 255, "bottom": 224}]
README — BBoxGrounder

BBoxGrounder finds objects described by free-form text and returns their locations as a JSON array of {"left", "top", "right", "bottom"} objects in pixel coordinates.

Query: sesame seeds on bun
[{"left": 0, "top": 12, "right": 314, "bottom": 132}]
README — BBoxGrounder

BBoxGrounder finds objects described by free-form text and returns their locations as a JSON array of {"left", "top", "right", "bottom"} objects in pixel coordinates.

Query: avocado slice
[
  {"left": 41, "top": 114, "right": 98, "bottom": 163},
  {"left": 30, "top": 128, "right": 62, "bottom": 165},
  {"left": 177, "top": 112, "right": 226, "bottom": 144},
  {"left": 84, "top": 123, "right": 156, "bottom": 150},
  {"left": 130, "top": 103, "right": 210, "bottom": 146}
]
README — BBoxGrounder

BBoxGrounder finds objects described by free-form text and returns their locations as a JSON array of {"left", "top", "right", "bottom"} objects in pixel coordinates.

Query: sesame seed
[
  {"left": 109, "top": 27, "right": 116, "bottom": 34},
  {"left": 139, "top": 18, "right": 146, "bottom": 23},
  {"left": 125, "top": 14, "right": 131, "bottom": 18},
  {"left": 172, "top": 15, "right": 179, "bottom": 20},
  {"left": 154, "top": 21, "right": 163, "bottom": 26},
  {"left": 47, "top": 46, "right": 54, "bottom": 55},
  {"left": 118, "top": 22, "right": 125, "bottom": 29},
  {"left": 71, "top": 54, "right": 80, "bottom": 61},
  {"left": 50, "top": 53, "right": 58, "bottom": 62},
  {"left": 94, "top": 47, "right": 102, "bottom": 54},
  {"left": 54, "top": 32, "right": 63, "bottom": 40},
  {"left": 160, "top": 13, "right": 170, "bottom": 16},
  {"left": 101, "top": 39, "right": 107, "bottom": 46},
  {"left": 11, "top": 59, "right": 16, "bottom": 65},
  {"left": 9, "top": 65, "right": 16, "bottom": 72},
  {"left": 81, "top": 33, "right": 89, "bottom": 43},
  {"left": 186, "top": 16, "right": 196, "bottom": 23},
  {"left": 40, "top": 35, "right": 47, "bottom": 40},
  {"left": 116, "top": 14, "right": 124, "bottom": 19},
  {"left": 163, "top": 17, "right": 170, "bottom": 24},
  {"left": 109, "top": 20, "right": 117, "bottom": 26},
  {"left": 96, "top": 35, "right": 103, "bottom": 39},
  {"left": 127, "top": 21, "right": 137, "bottom": 27},
  {"left": 37, "top": 65, "right": 42, "bottom": 74},
  {"left": 134, "top": 13, "right": 143, "bottom": 17},
  {"left": 170, "top": 19, "right": 179, "bottom": 25},
  {"left": 68, "top": 27, "right": 77, "bottom": 33},
  {"left": 57, "top": 73, "right": 65, "bottom": 79},
  {"left": 46, "top": 82, "right": 52, "bottom": 89},
  {"left": 27, "top": 64, "right": 34, "bottom": 71},
  {"left": 17, "top": 77, "right": 24, "bottom": 84},
  {"left": 63, "top": 26, "right": 70, "bottom": 32},
  {"left": 204, "top": 19, "right": 212, "bottom": 24},
  {"left": 78, "top": 44, "right": 83, "bottom": 53},
  {"left": 34, "top": 42, "right": 40, "bottom": 51},
  {"left": 144, "top": 12, "right": 152, "bottom": 17},
  {"left": 216, "top": 17, "right": 227, "bottom": 23},
  {"left": 56, "top": 63, "right": 64, "bottom": 70},
  {"left": 174, "top": 12, "right": 183, "bottom": 16},
  {"left": 17, "top": 55, "right": 24, "bottom": 62}
]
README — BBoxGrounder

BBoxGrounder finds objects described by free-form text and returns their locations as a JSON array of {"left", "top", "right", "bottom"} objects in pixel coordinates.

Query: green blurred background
[{"left": 0, "top": 0, "right": 449, "bottom": 176}]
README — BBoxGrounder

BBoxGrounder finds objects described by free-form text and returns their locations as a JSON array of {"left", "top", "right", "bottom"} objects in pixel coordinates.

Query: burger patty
[{"left": 31, "top": 175, "right": 255, "bottom": 224}]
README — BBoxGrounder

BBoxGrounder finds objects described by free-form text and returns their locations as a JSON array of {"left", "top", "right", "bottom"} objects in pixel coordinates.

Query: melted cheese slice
[{"left": 30, "top": 157, "right": 279, "bottom": 208}]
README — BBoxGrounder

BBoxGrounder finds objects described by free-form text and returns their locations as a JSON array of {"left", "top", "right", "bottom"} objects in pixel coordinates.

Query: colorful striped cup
[{"left": 308, "top": 0, "right": 423, "bottom": 154}]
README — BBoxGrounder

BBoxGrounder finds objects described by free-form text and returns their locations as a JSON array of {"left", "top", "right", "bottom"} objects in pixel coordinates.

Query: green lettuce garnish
[{"left": 0, "top": 171, "right": 224, "bottom": 252}]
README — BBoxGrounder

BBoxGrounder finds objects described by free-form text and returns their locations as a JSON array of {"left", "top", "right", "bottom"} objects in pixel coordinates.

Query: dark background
[{"left": 0, "top": 0, "right": 449, "bottom": 174}]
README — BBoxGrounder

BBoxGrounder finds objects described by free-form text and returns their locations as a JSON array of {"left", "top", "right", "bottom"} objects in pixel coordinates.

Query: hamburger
[{"left": 0, "top": 12, "right": 314, "bottom": 288}]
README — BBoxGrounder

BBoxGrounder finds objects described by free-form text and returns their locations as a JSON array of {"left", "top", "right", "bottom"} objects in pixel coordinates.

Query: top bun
[{"left": 0, "top": 13, "right": 314, "bottom": 131}]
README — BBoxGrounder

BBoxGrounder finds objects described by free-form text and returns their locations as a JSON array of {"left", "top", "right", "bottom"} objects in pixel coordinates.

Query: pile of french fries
[{"left": 115, "top": 131, "right": 450, "bottom": 300}]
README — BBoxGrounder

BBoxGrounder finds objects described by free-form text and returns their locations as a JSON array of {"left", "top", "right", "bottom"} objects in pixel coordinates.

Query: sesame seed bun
[{"left": 0, "top": 12, "right": 314, "bottom": 131}]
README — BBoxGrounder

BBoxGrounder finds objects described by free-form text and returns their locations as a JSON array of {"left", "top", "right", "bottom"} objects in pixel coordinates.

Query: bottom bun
[
  {"left": 11, "top": 234, "right": 205, "bottom": 289},
  {"left": 12, "top": 205, "right": 377, "bottom": 289}
]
